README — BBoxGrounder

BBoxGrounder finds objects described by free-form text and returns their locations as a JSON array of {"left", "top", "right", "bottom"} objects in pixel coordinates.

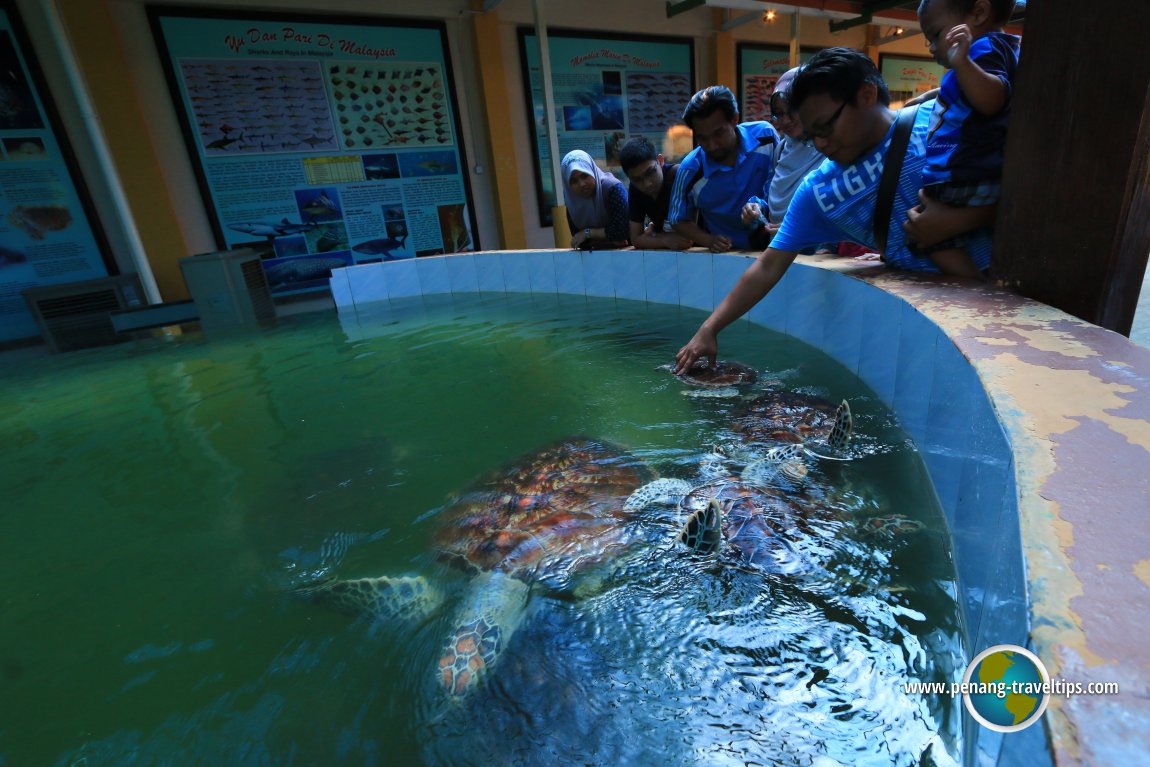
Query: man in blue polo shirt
[
  {"left": 674, "top": 48, "right": 993, "bottom": 374},
  {"left": 668, "top": 85, "right": 778, "bottom": 252}
]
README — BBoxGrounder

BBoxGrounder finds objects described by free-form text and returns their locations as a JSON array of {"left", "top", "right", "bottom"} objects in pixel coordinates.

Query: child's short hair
[
  {"left": 918, "top": 0, "right": 1016, "bottom": 24},
  {"left": 682, "top": 85, "right": 739, "bottom": 130},
  {"left": 789, "top": 47, "right": 891, "bottom": 111},
  {"left": 618, "top": 136, "right": 658, "bottom": 173}
]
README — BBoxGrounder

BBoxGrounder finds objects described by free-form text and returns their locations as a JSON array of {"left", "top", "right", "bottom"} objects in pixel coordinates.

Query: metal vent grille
[
  {"left": 23, "top": 275, "right": 144, "bottom": 353},
  {"left": 241, "top": 258, "right": 276, "bottom": 319},
  {"left": 36, "top": 289, "right": 122, "bottom": 318}
]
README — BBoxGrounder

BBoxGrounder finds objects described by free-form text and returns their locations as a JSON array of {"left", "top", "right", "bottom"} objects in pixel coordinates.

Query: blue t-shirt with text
[{"left": 770, "top": 103, "right": 992, "bottom": 273}]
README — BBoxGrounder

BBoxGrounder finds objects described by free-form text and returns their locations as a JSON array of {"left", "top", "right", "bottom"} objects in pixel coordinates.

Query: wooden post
[
  {"left": 471, "top": 2, "right": 527, "bottom": 249},
  {"left": 712, "top": 9, "right": 736, "bottom": 93},
  {"left": 55, "top": 0, "right": 191, "bottom": 300},
  {"left": 993, "top": 2, "right": 1150, "bottom": 335}
]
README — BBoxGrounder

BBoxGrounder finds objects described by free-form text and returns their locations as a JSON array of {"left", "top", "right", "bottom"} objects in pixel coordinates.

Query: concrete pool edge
[{"left": 331, "top": 250, "right": 1150, "bottom": 766}]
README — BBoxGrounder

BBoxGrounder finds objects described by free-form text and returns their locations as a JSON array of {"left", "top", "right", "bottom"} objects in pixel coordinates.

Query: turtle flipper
[
  {"left": 827, "top": 399, "right": 853, "bottom": 452},
  {"left": 679, "top": 498, "right": 724, "bottom": 555},
  {"left": 437, "top": 570, "right": 530, "bottom": 699},
  {"left": 624, "top": 478, "right": 693, "bottom": 512},
  {"left": 683, "top": 387, "right": 740, "bottom": 399},
  {"left": 296, "top": 574, "right": 442, "bottom": 622},
  {"left": 744, "top": 444, "right": 807, "bottom": 486}
]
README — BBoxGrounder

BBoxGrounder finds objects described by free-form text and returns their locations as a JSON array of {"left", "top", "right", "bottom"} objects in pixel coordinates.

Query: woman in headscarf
[{"left": 561, "top": 150, "right": 630, "bottom": 249}]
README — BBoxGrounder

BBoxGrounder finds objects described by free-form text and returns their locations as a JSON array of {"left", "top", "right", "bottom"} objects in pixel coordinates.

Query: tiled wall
[{"left": 332, "top": 250, "right": 1035, "bottom": 765}]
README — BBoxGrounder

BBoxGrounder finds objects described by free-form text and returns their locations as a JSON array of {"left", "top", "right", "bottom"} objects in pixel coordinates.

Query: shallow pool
[{"left": 1, "top": 293, "right": 964, "bottom": 766}]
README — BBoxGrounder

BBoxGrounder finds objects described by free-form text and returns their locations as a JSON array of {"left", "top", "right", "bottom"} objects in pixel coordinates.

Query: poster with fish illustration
[
  {"left": 736, "top": 44, "right": 818, "bottom": 124},
  {"left": 150, "top": 8, "right": 478, "bottom": 295},
  {"left": 0, "top": 2, "right": 114, "bottom": 343},
  {"left": 879, "top": 54, "right": 944, "bottom": 109},
  {"left": 518, "top": 29, "right": 694, "bottom": 227}
]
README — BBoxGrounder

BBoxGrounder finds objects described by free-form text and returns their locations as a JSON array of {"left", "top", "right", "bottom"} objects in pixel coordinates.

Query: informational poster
[
  {"left": 150, "top": 8, "right": 477, "bottom": 294},
  {"left": 0, "top": 1, "right": 113, "bottom": 343},
  {"left": 880, "top": 54, "right": 945, "bottom": 109},
  {"left": 518, "top": 29, "right": 694, "bottom": 226},
  {"left": 736, "top": 44, "right": 816, "bottom": 123}
]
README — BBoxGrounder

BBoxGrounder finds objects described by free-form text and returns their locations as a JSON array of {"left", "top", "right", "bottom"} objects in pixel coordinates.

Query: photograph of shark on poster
[{"left": 150, "top": 9, "right": 478, "bottom": 295}]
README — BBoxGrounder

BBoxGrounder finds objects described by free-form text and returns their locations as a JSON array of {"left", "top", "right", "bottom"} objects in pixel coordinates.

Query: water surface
[{"left": 0, "top": 293, "right": 964, "bottom": 766}]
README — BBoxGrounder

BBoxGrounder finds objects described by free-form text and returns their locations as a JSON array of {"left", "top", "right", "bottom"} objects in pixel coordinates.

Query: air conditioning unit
[
  {"left": 178, "top": 248, "right": 276, "bottom": 332},
  {"left": 23, "top": 274, "right": 145, "bottom": 353}
]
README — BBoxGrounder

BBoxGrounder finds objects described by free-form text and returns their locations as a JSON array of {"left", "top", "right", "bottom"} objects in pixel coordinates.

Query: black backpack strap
[{"left": 872, "top": 104, "right": 920, "bottom": 259}]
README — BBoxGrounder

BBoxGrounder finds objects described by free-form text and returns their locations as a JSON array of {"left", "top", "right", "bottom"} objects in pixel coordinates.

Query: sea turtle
[
  {"left": 294, "top": 438, "right": 656, "bottom": 700},
  {"left": 621, "top": 443, "right": 861, "bottom": 583},
  {"left": 730, "top": 390, "right": 852, "bottom": 449},
  {"left": 672, "top": 477, "right": 829, "bottom": 575},
  {"left": 659, "top": 359, "right": 759, "bottom": 399},
  {"left": 860, "top": 513, "right": 928, "bottom": 538}
]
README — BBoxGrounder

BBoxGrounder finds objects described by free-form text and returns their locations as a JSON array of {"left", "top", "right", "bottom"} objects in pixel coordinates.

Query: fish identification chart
[
  {"left": 736, "top": 44, "right": 817, "bottom": 124},
  {"left": 518, "top": 30, "right": 694, "bottom": 226},
  {"left": 150, "top": 8, "right": 478, "bottom": 294},
  {"left": 0, "top": 1, "right": 112, "bottom": 343}
]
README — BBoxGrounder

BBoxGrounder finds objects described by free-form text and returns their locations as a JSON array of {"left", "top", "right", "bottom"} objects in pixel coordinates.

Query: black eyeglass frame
[
  {"left": 798, "top": 100, "right": 849, "bottom": 144},
  {"left": 768, "top": 93, "right": 790, "bottom": 121}
]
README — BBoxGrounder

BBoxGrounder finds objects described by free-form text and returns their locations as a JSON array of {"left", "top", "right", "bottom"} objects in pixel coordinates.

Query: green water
[{"left": 0, "top": 293, "right": 964, "bottom": 766}]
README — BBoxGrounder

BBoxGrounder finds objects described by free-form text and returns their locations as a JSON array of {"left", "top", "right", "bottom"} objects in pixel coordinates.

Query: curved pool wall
[{"left": 329, "top": 249, "right": 1150, "bottom": 767}]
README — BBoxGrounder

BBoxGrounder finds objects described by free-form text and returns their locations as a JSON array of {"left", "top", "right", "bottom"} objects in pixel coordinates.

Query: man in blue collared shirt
[{"left": 668, "top": 85, "right": 779, "bottom": 252}]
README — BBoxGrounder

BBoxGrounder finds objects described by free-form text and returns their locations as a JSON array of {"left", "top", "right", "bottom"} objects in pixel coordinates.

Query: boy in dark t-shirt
[{"left": 618, "top": 137, "right": 693, "bottom": 250}]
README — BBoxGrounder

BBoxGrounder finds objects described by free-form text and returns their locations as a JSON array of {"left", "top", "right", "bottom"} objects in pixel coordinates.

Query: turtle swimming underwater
[
  {"left": 295, "top": 438, "right": 656, "bottom": 700},
  {"left": 660, "top": 359, "right": 759, "bottom": 399},
  {"left": 707, "top": 389, "right": 855, "bottom": 483},
  {"left": 622, "top": 437, "right": 863, "bottom": 581}
]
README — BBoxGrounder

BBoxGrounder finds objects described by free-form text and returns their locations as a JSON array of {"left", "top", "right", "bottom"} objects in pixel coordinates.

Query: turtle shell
[
  {"left": 435, "top": 438, "right": 653, "bottom": 588},
  {"left": 680, "top": 477, "right": 820, "bottom": 573},
  {"left": 731, "top": 391, "right": 841, "bottom": 445},
  {"left": 674, "top": 360, "right": 758, "bottom": 388}
]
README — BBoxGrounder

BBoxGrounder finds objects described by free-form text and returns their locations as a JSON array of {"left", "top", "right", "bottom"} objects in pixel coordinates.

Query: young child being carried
[{"left": 911, "top": 0, "right": 1020, "bottom": 276}]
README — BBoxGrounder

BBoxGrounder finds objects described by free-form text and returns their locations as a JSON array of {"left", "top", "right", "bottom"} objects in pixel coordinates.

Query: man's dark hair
[
  {"left": 682, "top": 85, "right": 739, "bottom": 129},
  {"left": 918, "top": 0, "right": 1016, "bottom": 24},
  {"left": 618, "top": 136, "right": 658, "bottom": 173},
  {"left": 789, "top": 48, "right": 891, "bottom": 111}
]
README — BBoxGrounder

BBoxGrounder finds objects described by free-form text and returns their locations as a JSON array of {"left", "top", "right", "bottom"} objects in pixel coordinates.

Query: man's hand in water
[{"left": 674, "top": 325, "right": 718, "bottom": 375}]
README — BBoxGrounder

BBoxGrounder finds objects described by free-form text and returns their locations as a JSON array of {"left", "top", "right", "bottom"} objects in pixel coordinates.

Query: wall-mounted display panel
[
  {"left": 736, "top": 43, "right": 816, "bottom": 123},
  {"left": 879, "top": 54, "right": 945, "bottom": 108},
  {"left": 0, "top": 0, "right": 114, "bottom": 343},
  {"left": 518, "top": 29, "right": 694, "bottom": 227},
  {"left": 149, "top": 7, "right": 477, "bottom": 294}
]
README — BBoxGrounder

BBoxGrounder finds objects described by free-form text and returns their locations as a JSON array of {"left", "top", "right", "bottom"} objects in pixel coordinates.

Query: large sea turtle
[
  {"left": 661, "top": 359, "right": 759, "bottom": 398},
  {"left": 624, "top": 386, "right": 867, "bottom": 573},
  {"left": 295, "top": 438, "right": 656, "bottom": 700}
]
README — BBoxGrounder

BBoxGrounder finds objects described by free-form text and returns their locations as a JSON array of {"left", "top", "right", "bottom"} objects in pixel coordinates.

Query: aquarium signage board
[
  {"left": 736, "top": 44, "right": 817, "bottom": 124},
  {"left": 518, "top": 29, "right": 694, "bottom": 226},
  {"left": 149, "top": 8, "right": 478, "bottom": 295},
  {"left": 0, "top": 1, "right": 113, "bottom": 343}
]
